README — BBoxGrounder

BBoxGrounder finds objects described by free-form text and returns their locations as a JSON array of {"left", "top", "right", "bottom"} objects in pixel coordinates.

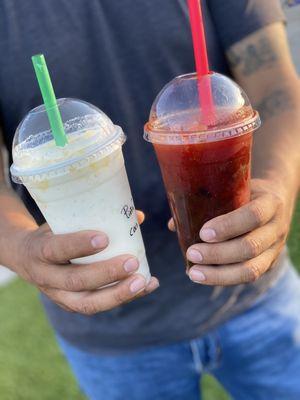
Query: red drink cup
[{"left": 144, "top": 72, "right": 261, "bottom": 266}]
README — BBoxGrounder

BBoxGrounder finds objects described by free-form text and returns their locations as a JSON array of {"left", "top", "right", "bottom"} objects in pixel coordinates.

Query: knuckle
[
  {"left": 213, "top": 274, "right": 225, "bottom": 286},
  {"left": 34, "top": 271, "right": 48, "bottom": 287},
  {"left": 107, "top": 263, "right": 120, "bottom": 283},
  {"left": 206, "top": 246, "right": 222, "bottom": 264},
  {"left": 243, "top": 236, "right": 262, "bottom": 258},
  {"left": 77, "top": 300, "right": 100, "bottom": 315},
  {"left": 113, "top": 287, "right": 127, "bottom": 305},
  {"left": 29, "top": 268, "right": 46, "bottom": 287},
  {"left": 271, "top": 193, "right": 283, "bottom": 209},
  {"left": 249, "top": 203, "right": 265, "bottom": 225},
  {"left": 217, "top": 217, "right": 233, "bottom": 238},
  {"left": 64, "top": 271, "right": 86, "bottom": 291},
  {"left": 41, "top": 241, "right": 54, "bottom": 261},
  {"left": 244, "top": 263, "right": 261, "bottom": 283}
]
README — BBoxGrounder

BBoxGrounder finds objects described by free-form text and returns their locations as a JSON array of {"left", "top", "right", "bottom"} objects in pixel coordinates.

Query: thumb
[{"left": 36, "top": 229, "right": 109, "bottom": 264}]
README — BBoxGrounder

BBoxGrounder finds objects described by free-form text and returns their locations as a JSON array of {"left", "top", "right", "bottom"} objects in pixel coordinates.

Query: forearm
[
  {"left": 0, "top": 182, "right": 37, "bottom": 269},
  {"left": 252, "top": 80, "right": 300, "bottom": 198},
  {"left": 227, "top": 22, "right": 300, "bottom": 198}
]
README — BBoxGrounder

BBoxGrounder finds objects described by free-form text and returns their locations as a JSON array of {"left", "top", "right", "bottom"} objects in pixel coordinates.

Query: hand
[
  {"left": 15, "top": 211, "right": 158, "bottom": 314},
  {"left": 172, "top": 179, "right": 294, "bottom": 286}
]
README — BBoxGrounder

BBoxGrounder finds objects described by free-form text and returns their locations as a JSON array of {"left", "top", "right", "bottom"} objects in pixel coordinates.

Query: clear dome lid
[
  {"left": 11, "top": 98, "right": 125, "bottom": 182},
  {"left": 144, "top": 72, "right": 261, "bottom": 144}
]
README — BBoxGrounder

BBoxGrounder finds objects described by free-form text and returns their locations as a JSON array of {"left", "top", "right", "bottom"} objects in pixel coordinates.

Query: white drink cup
[{"left": 11, "top": 98, "right": 151, "bottom": 281}]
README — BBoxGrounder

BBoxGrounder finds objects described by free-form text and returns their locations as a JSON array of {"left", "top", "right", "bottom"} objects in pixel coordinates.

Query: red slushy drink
[{"left": 144, "top": 72, "right": 261, "bottom": 266}]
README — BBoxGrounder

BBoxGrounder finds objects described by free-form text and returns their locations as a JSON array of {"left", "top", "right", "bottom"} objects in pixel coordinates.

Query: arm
[
  {"left": 0, "top": 147, "right": 38, "bottom": 269},
  {"left": 186, "top": 23, "right": 300, "bottom": 285},
  {"left": 227, "top": 22, "right": 300, "bottom": 195},
  {"left": 0, "top": 145, "right": 158, "bottom": 313}
]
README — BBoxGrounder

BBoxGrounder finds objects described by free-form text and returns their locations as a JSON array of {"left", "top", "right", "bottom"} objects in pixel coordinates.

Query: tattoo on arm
[
  {"left": 227, "top": 37, "right": 278, "bottom": 76},
  {"left": 256, "top": 89, "right": 294, "bottom": 122}
]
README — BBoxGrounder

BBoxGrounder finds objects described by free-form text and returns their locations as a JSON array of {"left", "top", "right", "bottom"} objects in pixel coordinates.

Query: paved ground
[{"left": 0, "top": 267, "right": 15, "bottom": 287}]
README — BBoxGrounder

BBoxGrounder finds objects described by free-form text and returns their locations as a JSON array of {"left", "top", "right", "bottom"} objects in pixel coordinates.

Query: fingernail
[
  {"left": 145, "top": 278, "right": 160, "bottom": 292},
  {"left": 189, "top": 268, "right": 206, "bottom": 283},
  {"left": 187, "top": 248, "right": 203, "bottom": 263},
  {"left": 130, "top": 277, "right": 146, "bottom": 293},
  {"left": 124, "top": 258, "right": 139, "bottom": 273},
  {"left": 91, "top": 234, "right": 108, "bottom": 249},
  {"left": 200, "top": 228, "right": 216, "bottom": 242}
]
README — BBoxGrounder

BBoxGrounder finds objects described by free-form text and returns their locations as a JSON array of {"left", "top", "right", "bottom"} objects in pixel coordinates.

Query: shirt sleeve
[{"left": 207, "top": 0, "right": 286, "bottom": 49}]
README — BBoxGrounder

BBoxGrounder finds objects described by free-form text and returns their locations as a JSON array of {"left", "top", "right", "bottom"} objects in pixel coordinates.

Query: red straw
[
  {"left": 187, "top": 0, "right": 209, "bottom": 76},
  {"left": 187, "top": 0, "right": 214, "bottom": 125}
]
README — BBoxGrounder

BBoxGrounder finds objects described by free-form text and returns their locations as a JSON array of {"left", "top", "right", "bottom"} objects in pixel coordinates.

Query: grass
[
  {"left": 0, "top": 200, "right": 299, "bottom": 400},
  {"left": 0, "top": 278, "right": 85, "bottom": 400}
]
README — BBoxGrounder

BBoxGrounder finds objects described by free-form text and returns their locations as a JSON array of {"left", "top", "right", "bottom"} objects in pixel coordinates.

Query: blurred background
[{"left": 0, "top": 2, "right": 299, "bottom": 399}]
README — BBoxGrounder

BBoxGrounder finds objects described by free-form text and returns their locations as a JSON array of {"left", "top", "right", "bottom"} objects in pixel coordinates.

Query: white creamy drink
[{"left": 11, "top": 98, "right": 151, "bottom": 281}]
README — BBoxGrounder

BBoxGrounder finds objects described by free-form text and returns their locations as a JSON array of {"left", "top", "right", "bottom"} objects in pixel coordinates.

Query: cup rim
[
  {"left": 144, "top": 111, "right": 261, "bottom": 145},
  {"left": 10, "top": 125, "right": 126, "bottom": 182}
]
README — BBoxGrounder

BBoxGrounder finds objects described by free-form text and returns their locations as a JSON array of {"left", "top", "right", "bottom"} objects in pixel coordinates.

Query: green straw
[{"left": 32, "top": 54, "right": 68, "bottom": 147}]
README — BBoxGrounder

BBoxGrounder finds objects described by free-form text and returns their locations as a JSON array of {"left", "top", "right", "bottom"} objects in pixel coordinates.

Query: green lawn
[{"left": 0, "top": 200, "right": 299, "bottom": 400}]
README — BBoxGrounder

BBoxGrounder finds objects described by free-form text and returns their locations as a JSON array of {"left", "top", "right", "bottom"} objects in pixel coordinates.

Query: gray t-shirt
[{"left": 0, "top": 0, "right": 285, "bottom": 353}]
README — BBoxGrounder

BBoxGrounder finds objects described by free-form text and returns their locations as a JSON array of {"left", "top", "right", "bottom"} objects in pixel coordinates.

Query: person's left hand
[{"left": 171, "top": 179, "right": 296, "bottom": 286}]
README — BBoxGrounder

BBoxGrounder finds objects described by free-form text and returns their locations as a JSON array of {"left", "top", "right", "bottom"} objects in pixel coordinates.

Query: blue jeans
[{"left": 57, "top": 266, "right": 300, "bottom": 400}]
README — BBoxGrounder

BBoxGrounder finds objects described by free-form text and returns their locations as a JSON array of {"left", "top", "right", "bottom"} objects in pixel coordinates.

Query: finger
[
  {"left": 168, "top": 218, "right": 176, "bottom": 232},
  {"left": 123, "top": 276, "right": 160, "bottom": 302},
  {"left": 200, "top": 194, "right": 279, "bottom": 243},
  {"left": 188, "top": 246, "right": 281, "bottom": 286},
  {"left": 43, "top": 276, "right": 159, "bottom": 312},
  {"left": 43, "top": 275, "right": 159, "bottom": 314},
  {"left": 32, "top": 254, "right": 141, "bottom": 291},
  {"left": 144, "top": 277, "right": 160, "bottom": 293},
  {"left": 136, "top": 210, "right": 145, "bottom": 225},
  {"left": 187, "top": 220, "right": 281, "bottom": 265},
  {"left": 43, "top": 274, "right": 159, "bottom": 315},
  {"left": 37, "top": 230, "right": 109, "bottom": 263},
  {"left": 39, "top": 287, "right": 75, "bottom": 313}
]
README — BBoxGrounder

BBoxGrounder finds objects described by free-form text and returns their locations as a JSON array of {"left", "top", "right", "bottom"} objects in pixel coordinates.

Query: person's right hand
[{"left": 16, "top": 221, "right": 158, "bottom": 315}]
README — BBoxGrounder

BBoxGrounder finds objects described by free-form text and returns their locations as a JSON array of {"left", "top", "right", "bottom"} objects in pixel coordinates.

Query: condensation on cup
[{"left": 11, "top": 98, "right": 151, "bottom": 281}]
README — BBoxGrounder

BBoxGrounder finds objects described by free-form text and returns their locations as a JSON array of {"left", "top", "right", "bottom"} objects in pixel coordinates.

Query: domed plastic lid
[
  {"left": 144, "top": 72, "right": 261, "bottom": 144},
  {"left": 11, "top": 98, "right": 125, "bottom": 183}
]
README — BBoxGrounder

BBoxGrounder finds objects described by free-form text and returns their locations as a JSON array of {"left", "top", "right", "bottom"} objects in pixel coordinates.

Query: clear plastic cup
[
  {"left": 11, "top": 98, "right": 151, "bottom": 281},
  {"left": 144, "top": 72, "right": 261, "bottom": 266}
]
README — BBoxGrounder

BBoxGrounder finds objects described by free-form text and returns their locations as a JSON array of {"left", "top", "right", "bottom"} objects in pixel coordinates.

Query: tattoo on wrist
[
  {"left": 257, "top": 89, "right": 293, "bottom": 121},
  {"left": 227, "top": 37, "right": 278, "bottom": 76}
]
